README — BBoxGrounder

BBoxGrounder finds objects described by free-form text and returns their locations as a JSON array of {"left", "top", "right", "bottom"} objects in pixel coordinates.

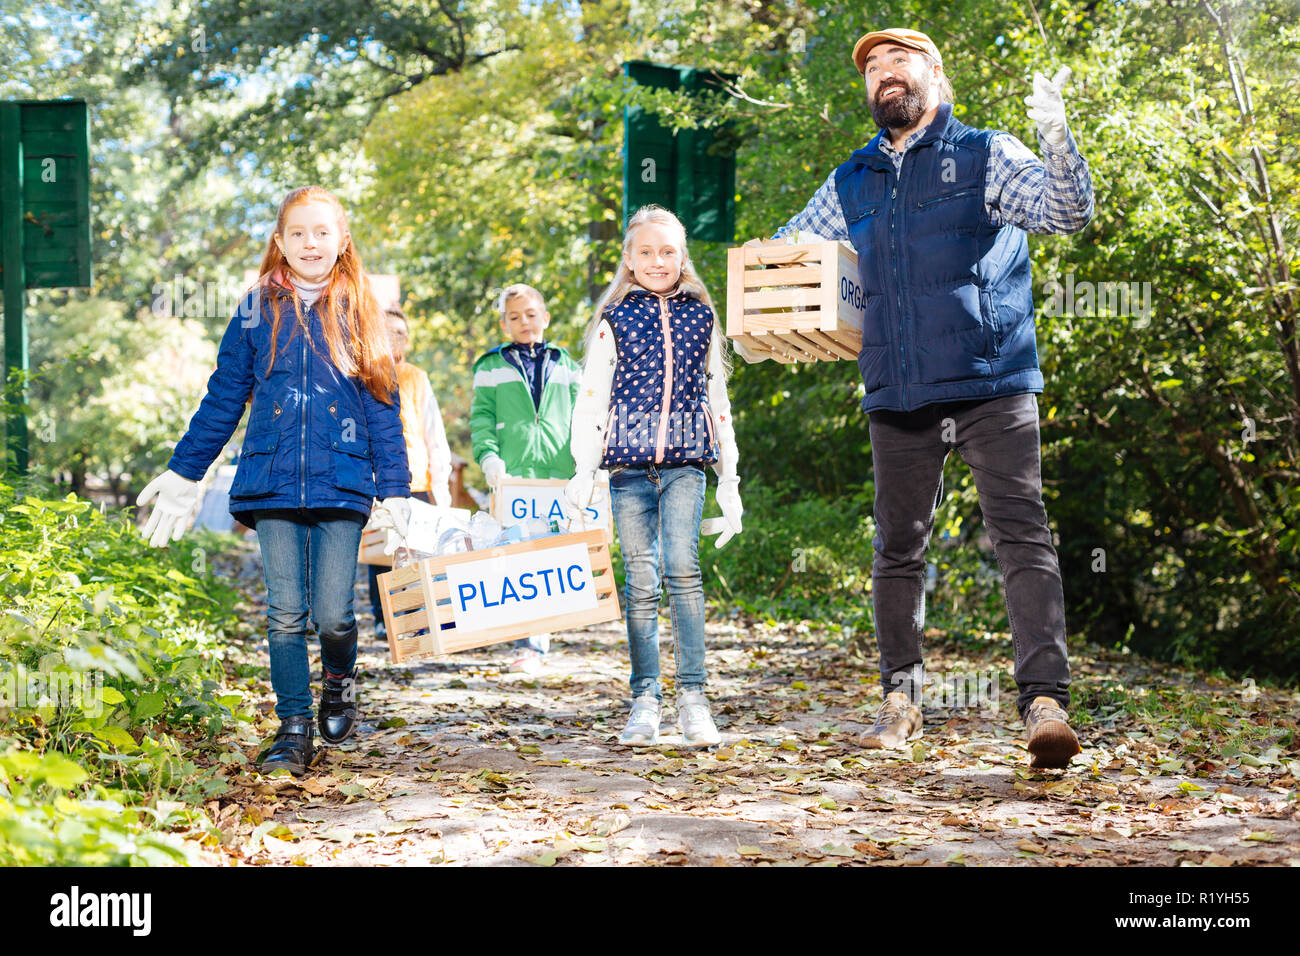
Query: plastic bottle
[
  {"left": 435, "top": 526, "right": 473, "bottom": 556},
  {"left": 467, "top": 511, "right": 504, "bottom": 551}
]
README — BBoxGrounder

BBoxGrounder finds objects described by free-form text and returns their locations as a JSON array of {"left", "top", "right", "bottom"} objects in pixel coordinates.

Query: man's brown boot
[
  {"left": 1024, "top": 696, "right": 1081, "bottom": 769},
  {"left": 860, "top": 691, "right": 923, "bottom": 749}
]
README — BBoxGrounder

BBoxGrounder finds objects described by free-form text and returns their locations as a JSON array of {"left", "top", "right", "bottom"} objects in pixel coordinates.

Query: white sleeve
[
  {"left": 706, "top": 326, "right": 739, "bottom": 482},
  {"left": 570, "top": 318, "right": 616, "bottom": 477},
  {"left": 421, "top": 375, "right": 453, "bottom": 491}
]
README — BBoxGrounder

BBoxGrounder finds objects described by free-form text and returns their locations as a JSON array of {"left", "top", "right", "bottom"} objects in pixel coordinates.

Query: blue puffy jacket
[{"left": 168, "top": 280, "right": 411, "bottom": 524}]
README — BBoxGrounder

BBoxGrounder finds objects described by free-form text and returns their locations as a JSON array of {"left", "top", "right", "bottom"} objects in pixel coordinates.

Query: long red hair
[{"left": 253, "top": 186, "right": 396, "bottom": 402}]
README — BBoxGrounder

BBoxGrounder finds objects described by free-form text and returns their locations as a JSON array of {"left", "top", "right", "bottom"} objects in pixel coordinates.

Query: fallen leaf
[
  {"left": 820, "top": 844, "right": 857, "bottom": 857},
  {"left": 594, "top": 814, "right": 631, "bottom": 837}
]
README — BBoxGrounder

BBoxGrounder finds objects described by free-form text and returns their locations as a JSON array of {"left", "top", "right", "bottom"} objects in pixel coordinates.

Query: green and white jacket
[{"left": 470, "top": 341, "right": 583, "bottom": 478}]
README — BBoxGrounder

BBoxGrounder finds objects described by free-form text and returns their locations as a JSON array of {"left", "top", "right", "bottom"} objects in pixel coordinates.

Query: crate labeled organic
[
  {"left": 490, "top": 476, "right": 612, "bottom": 537},
  {"left": 726, "top": 239, "right": 865, "bottom": 363},
  {"left": 376, "top": 528, "right": 621, "bottom": 663}
]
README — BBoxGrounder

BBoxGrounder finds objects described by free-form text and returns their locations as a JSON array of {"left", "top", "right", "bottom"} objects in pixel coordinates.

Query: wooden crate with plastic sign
[
  {"left": 375, "top": 528, "right": 621, "bottom": 663},
  {"left": 725, "top": 239, "right": 865, "bottom": 363}
]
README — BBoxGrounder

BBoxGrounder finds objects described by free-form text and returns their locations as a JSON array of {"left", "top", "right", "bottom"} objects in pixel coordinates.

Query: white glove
[
  {"left": 370, "top": 496, "right": 412, "bottom": 539},
  {"left": 564, "top": 471, "right": 602, "bottom": 520},
  {"left": 1025, "top": 66, "right": 1072, "bottom": 148},
  {"left": 136, "top": 469, "right": 200, "bottom": 548},
  {"left": 732, "top": 337, "right": 769, "bottom": 364},
  {"left": 431, "top": 483, "right": 452, "bottom": 509},
  {"left": 481, "top": 453, "right": 507, "bottom": 491},
  {"left": 710, "top": 478, "right": 744, "bottom": 549}
]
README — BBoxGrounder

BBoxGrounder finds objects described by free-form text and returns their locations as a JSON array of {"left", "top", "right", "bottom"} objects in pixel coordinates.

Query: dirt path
[{"left": 197, "top": 541, "right": 1300, "bottom": 867}]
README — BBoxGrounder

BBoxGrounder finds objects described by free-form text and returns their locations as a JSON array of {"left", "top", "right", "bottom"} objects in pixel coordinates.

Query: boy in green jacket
[{"left": 471, "top": 283, "right": 583, "bottom": 671}]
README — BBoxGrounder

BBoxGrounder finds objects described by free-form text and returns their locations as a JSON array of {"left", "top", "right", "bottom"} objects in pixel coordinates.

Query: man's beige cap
[{"left": 852, "top": 28, "right": 943, "bottom": 74}]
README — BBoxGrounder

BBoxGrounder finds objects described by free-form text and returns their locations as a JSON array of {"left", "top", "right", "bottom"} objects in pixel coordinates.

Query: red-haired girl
[{"left": 136, "top": 186, "right": 413, "bottom": 775}]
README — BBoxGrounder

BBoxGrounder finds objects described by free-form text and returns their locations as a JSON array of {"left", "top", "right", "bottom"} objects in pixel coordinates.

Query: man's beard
[{"left": 870, "top": 74, "right": 930, "bottom": 130}]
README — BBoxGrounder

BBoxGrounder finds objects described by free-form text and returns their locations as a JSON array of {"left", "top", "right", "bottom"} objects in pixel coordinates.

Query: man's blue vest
[{"left": 834, "top": 101, "right": 1043, "bottom": 412}]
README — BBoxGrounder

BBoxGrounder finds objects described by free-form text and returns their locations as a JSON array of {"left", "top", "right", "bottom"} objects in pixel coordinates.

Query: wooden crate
[
  {"left": 726, "top": 240, "right": 865, "bottom": 363},
  {"left": 375, "top": 528, "right": 621, "bottom": 663},
  {"left": 490, "top": 476, "right": 612, "bottom": 538},
  {"left": 358, "top": 528, "right": 390, "bottom": 566}
]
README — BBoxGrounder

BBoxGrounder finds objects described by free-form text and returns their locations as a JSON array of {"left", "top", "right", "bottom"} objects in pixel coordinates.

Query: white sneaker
[
  {"left": 507, "top": 648, "right": 543, "bottom": 675},
  {"left": 619, "top": 695, "right": 661, "bottom": 746},
  {"left": 677, "top": 690, "right": 721, "bottom": 748}
]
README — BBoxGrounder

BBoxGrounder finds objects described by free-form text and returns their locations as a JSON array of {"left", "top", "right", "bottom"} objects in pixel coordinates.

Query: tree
[{"left": 26, "top": 297, "right": 214, "bottom": 500}]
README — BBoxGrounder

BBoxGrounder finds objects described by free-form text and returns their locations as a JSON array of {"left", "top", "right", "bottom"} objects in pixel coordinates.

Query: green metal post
[{"left": 1, "top": 102, "right": 28, "bottom": 475}]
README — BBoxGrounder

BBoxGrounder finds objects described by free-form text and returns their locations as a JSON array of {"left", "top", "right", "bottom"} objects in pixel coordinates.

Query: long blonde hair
[
  {"left": 253, "top": 186, "right": 397, "bottom": 403},
  {"left": 585, "top": 204, "right": 732, "bottom": 379}
]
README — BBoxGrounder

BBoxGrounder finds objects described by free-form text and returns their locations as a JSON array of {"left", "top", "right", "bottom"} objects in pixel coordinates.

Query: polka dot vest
[{"left": 601, "top": 288, "right": 720, "bottom": 468}]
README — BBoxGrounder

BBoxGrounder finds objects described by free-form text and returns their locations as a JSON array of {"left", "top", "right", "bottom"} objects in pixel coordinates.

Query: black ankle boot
[
  {"left": 260, "top": 715, "right": 315, "bottom": 776},
  {"left": 319, "top": 667, "right": 360, "bottom": 744}
]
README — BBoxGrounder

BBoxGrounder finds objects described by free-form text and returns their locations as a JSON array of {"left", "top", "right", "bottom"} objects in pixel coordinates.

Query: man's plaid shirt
[{"left": 774, "top": 123, "right": 1093, "bottom": 240}]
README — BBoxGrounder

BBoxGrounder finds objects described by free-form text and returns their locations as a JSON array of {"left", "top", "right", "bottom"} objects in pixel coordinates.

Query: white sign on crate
[
  {"left": 442, "top": 541, "right": 599, "bottom": 633},
  {"left": 493, "top": 476, "right": 611, "bottom": 535}
]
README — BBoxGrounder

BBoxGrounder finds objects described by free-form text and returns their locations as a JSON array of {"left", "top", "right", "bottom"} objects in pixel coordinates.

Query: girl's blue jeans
[
  {"left": 609, "top": 462, "right": 708, "bottom": 701},
  {"left": 254, "top": 512, "right": 366, "bottom": 720}
]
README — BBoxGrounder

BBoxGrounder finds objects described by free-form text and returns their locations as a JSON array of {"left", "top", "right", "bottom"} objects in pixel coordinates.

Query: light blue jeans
[
  {"left": 609, "top": 463, "right": 708, "bottom": 701},
  {"left": 254, "top": 512, "right": 366, "bottom": 720}
]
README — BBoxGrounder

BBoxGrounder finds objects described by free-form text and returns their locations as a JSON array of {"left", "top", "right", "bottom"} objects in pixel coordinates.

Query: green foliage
[
  {"left": 632, "top": 0, "right": 1300, "bottom": 680},
  {"left": 700, "top": 478, "right": 875, "bottom": 625},
  {"left": 7, "top": 0, "right": 1294, "bottom": 687},
  {"left": 23, "top": 298, "right": 216, "bottom": 500},
  {"left": 1026, "top": 0, "right": 1300, "bottom": 679},
  {"left": 0, "top": 478, "right": 255, "bottom": 865},
  {"left": 694, "top": 476, "right": 1008, "bottom": 654}
]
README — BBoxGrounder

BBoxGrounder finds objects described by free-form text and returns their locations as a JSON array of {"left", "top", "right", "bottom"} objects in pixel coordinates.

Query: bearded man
[{"left": 769, "top": 28, "right": 1094, "bottom": 768}]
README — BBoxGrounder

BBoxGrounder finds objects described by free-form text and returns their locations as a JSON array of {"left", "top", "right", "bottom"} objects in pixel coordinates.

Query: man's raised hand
[{"left": 1026, "top": 66, "right": 1073, "bottom": 148}]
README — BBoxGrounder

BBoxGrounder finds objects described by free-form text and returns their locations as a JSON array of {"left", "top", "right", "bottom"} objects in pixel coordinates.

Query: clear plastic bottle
[
  {"left": 467, "top": 511, "right": 504, "bottom": 550},
  {"left": 435, "top": 526, "right": 473, "bottom": 556}
]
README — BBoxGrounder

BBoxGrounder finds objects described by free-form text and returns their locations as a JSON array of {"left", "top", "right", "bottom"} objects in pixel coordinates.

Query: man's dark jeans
[{"left": 868, "top": 392, "right": 1070, "bottom": 720}]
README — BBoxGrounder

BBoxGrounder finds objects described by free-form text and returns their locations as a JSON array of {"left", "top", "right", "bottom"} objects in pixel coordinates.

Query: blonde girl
[{"left": 566, "top": 204, "right": 743, "bottom": 748}]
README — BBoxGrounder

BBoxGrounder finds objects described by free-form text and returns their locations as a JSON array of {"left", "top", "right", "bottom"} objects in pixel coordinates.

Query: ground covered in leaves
[{"left": 193, "top": 541, "right": 1299, "bottom": 867}]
